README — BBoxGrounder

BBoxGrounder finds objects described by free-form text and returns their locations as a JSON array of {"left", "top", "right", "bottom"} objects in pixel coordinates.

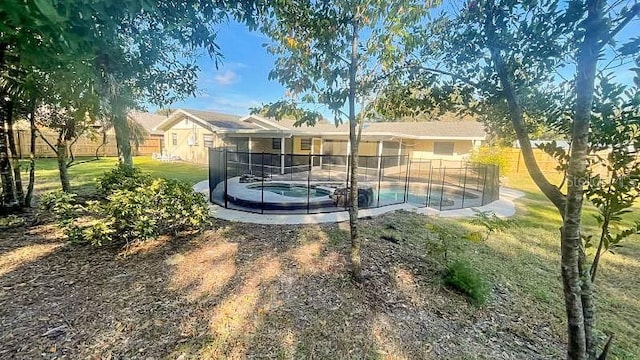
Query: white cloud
[
  {"left": 206, "top": 95, "right": 262, "bottom": 115},
  {"left": 213, "top": 70, "right": 238, "bottom": 86}
]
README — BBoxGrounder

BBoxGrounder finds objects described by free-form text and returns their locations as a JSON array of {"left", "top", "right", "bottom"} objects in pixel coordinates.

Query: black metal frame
[{"left": 209, "top": 147, "right": 500, "bottom": 214}]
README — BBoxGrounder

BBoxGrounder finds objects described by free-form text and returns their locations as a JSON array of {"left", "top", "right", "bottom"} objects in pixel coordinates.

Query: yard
[{"left": 0, "top": 157, "right": 638, "bottom": 359}]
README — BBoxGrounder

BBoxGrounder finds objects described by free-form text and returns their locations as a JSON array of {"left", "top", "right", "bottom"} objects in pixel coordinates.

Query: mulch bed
[{"left": 0, "top": 213, "right": 564, "bottom": 359}]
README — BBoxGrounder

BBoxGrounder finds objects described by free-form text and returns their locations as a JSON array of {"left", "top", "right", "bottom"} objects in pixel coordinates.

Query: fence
[
  {"left": 209, "top": 148, "right": 500, "bottom": 215},
  {"left": 13, "top": 130, "right": 162, "bottom": 158},
  {"left": 503, "top": 148, "right": 561, "bottom": 174}
]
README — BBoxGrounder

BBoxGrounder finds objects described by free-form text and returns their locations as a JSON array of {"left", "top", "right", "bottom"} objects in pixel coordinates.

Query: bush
[
  {"left": 100, "top": 178, "right": 210, "bottom": 244},
  {"left": 39, "top": 191, "right": 79, "bottom": 225},
  {"left": 42, "top": 165, "right": 210, "bottom": 247},
  {"left": 443, "top": 260, "right": 490, "bottom": 306},
  {"left": 0, "top": 214, "right": 25, "bottom": 229},
  {"left": 469, "top": 209, "right": 517, "bottom": 241},
  {"left": 98, "top": 163, "right": 152, "bottom": 195},
  {"left": 469, "top": 146, "right": 510, "bottom": 174}
]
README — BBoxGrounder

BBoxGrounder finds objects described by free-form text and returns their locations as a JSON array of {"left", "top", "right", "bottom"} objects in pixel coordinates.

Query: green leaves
[
  {"left": 32, "top": 0, "right": 65, "bottom": 24},
  {"left": 43, "top": 165, "right": 210, "bottom": 246},
  {"left": 261, "top": 0, "right": 433, "bottom": 123},
  {"left": 470, "top": 209, "right": 517, "bottom": 241}
]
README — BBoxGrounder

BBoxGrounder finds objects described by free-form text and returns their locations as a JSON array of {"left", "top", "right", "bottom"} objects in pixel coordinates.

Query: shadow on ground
[{"left": 0, "top": 214, "right": 568, "bottom": 359}]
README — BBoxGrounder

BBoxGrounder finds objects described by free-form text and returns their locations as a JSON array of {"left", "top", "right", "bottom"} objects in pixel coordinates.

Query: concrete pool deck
[{"left": 193, "top": 180, "right": 525, "bottom": 225}]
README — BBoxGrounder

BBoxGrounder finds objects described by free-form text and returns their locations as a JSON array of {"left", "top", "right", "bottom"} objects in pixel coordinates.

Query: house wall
[
  {"left": 292, "top": 137, "right": 312, "bottom": 155},
  {"left": 164, "top": 119, "right": 216, "bottom": 164},
  {"left": 161, "top": 121, "right": 481, "bottom": 167},
  {"left": 408, "top": 139, "right": 477, "bottom": 160},
  {"left": 250, "top": 138, "right": 281, "bottom": 153}
]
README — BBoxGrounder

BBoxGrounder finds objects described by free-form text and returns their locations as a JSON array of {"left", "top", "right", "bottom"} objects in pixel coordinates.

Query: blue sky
[
  {"left": 163, "top": 21, "right": 284, "bottom": 116},
  {"left": 156, "top": 14, "right": 639, "bottom": 117}
]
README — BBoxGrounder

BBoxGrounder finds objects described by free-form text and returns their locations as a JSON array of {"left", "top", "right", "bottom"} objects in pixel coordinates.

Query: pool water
[
  {"left": 251, "top": 184, "right": 330, "bottom": 198},
  {"left": 377, "top": 187, "right": 459, "bottom": 207},
  {"left": 377, "top": 188, "right": 430, "bottom": 205}
]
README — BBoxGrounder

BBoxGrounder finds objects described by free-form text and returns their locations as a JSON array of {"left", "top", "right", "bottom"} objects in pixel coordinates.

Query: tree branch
[
  {"left": 35, "top": 127, "right": 58, "bottom": 155},
  {"left": 411, "top": 65, "right": 481, "bottom": 88},
  {"left": 483, "top": 4, "right": 566, "bottom": 212},
  {"left": 599, "top": 3, "right": 640, "bottom": 50}
]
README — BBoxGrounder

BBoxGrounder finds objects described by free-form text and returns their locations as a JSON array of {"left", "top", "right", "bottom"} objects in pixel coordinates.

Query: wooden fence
[
  {"left": 502, "top": 148, "right": 561, "bottom": 175},
  {"left": 14, "top": 130, "right": 162, "bottom": 158},
  {"left": 501, "top": 148, "right": 622, "bottom": 178}
]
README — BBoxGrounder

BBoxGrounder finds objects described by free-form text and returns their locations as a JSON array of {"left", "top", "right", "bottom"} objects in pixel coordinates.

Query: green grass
[
  {"left": 443, "top": 260, "right": 490, "bottom": 306},
  {"left": 21, "top": 156, "right": 208, "bottom": 196},
  {"left": 17, "top": 159, "right": 640, "bottom": 357},
  {"left": 483, "top": 171, "right": 640, "bottom": 358},
  {"left": 359, "top": 170, "right": 640, "bottom": 358}
]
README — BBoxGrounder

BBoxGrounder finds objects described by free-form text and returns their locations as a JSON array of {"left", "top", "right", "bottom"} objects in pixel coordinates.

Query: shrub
[
  {"left": 100, "top": 178, "right": 210, "bottom": 244},
  {"left": 64, "top": 218, "right": 116, "bottom": 246},
  {"left": 0, "top": 214, "right": 25, "bottom": 229},
  {"left": 443, "top": 260, "right": 490, "bottom": 306},
  {"left": 469, "top": 146, "right": 510, "bottom": 174},
  {"left": 41, "top": 165, "right": 210, "bottom": 247},
  {"left": 39, "top": 191, "right": 79, "bottom": 225},
  {"left": 98, "top": 163, "right": 152, "bottom": 195},
  {"left": 469, "top": 209, "right": 516, "bottom": 241}
]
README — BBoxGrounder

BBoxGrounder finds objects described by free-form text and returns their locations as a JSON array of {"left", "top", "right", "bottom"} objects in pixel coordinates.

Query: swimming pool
[
  {"left": 247, "top": 183, "right": 331, "bottom": 198},
  {"left": 376, "top": 185, "right": 480, "bottom": 208}
]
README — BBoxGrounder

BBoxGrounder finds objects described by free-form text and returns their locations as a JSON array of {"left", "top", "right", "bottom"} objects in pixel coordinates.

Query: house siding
[
  {"left": 409, "top": 139, "right": 476, "bottom": 160},
  {"left": 159, "top": 112, "right": 485, "bottom": 166},
  {"left": 164, "top": 119, "right": 217, "bottom": 164}
]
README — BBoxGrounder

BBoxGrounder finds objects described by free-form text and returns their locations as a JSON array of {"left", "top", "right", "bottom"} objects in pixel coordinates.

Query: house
[
  {"left": 154, "top": 108, "right": 487, "bottom": 166},
  {"left": 127, "top": 111, "right": 167, "bottom": 155}
]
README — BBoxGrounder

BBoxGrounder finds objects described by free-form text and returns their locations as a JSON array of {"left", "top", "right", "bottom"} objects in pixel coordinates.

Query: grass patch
[
  {"left": 20, "top": 156, "right": 208, "bottom": 197},
  {"left": 443, "top": 260, "right": 490, "bottom": 306}
]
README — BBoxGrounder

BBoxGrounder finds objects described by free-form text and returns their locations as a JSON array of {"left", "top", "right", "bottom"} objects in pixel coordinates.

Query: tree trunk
[
  {"left": 488, "top": 47, "right": 565, "bottom": 212},
  {"left": 0, "top": 99, "right": 16, "bottom": 206},
  {"left": 483, "top": 0, "right": 604, "bottom": 357},
  {"left": 348, "top": 17, "right": 362, "bottom": 281},
  {"left": 24, "top": 98, "right": 37, "bottom": 207},
  {"left": 57, "top": 141, "right": 71, "bottom": 192},
  {"left": 581, "top": 260, "right": 597, "bottom": 360},
  {"left": 565, "top": 1, "right": 604, "bottom": 358},
  {"left": 95, "top": 128, "right": 107, "bottom": 159},
  {"left": 112, "top": 101, "right": 133, "bottom": 167},
  {"left": 590, "top": 214, "right": 609, "bottom": 283},
  {"left": 6, "top": 101, "right": 25, "bottom": 207}
]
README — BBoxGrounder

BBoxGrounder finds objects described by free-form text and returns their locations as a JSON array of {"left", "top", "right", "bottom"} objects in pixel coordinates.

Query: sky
[
  {"left": 154, "top": 11, "right": 640, "bottom": 118},
  {"left": 161, "top": 21, "right": 284, "bottom": 116}
]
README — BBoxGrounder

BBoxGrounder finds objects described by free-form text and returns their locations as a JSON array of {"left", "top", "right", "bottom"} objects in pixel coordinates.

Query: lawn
[
  {"left": 0, "top": 162, "right": 638, "bottom": 359},
  {"left": 21, "top": 156, "right": 208, "bottom": 195}
]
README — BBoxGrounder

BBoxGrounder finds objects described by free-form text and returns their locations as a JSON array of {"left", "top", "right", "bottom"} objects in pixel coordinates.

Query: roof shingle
[{"left": 168, "top": 109, "right": 486, "bottom": 139}]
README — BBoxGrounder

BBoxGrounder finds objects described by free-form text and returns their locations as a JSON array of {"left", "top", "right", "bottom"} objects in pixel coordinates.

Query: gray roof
[
  {"left": 364, "top": 120, "right": 486, "bottom": 138},
  {"left": 166, "top": 109, "right": 486, "bottom": 140},
  {"left": 181, "top": 109, "right": 258, "bottom": 130},
  {"left": 128, "top": 111, "right": 167, "bottom": 135},
  {"left": 276, "top": 117, "right": 486, "bottom": 139}
]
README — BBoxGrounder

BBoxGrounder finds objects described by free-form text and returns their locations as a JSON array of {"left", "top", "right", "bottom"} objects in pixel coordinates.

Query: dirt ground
[{"left": 0, "top": 212, "right": 565, "bottom": 359}]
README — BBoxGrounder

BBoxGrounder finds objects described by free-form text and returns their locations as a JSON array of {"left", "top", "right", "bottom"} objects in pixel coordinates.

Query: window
[
  {"left": 433, "top": 142, "right": 455, "bottom": 156},
  {"left": 272, "top": 138, "right": 282, "bottom": 150},
  {"left": 171, "top": 133, "right": 178, "bottom": 146},
  {"left": 300, "top": 138, "right": 311, "bottom": 151},
  {"left": 203, "top": 134, "right": 214, "bottom": 148}
]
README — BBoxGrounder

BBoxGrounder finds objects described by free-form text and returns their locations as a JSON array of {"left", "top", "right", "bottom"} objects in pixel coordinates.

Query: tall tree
[
  {"left": 257, "top": 0, "right": 433, "bottom": 280},
  {"left": 1, "top": 0, "right": 267, "bottom": 207},
  {"left": 380, "top": 1, "right": 640, "bottom": 358}
]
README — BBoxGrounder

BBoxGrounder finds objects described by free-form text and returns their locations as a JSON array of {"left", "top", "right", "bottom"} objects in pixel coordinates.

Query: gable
[{"left": 157, "top": 110, "right": 213, "bottom": 132}]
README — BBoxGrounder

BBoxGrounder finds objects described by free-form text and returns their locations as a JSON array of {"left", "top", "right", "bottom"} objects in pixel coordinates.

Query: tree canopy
[{"left": 373, "top": 1, "right": 640, "bottom": 358}]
